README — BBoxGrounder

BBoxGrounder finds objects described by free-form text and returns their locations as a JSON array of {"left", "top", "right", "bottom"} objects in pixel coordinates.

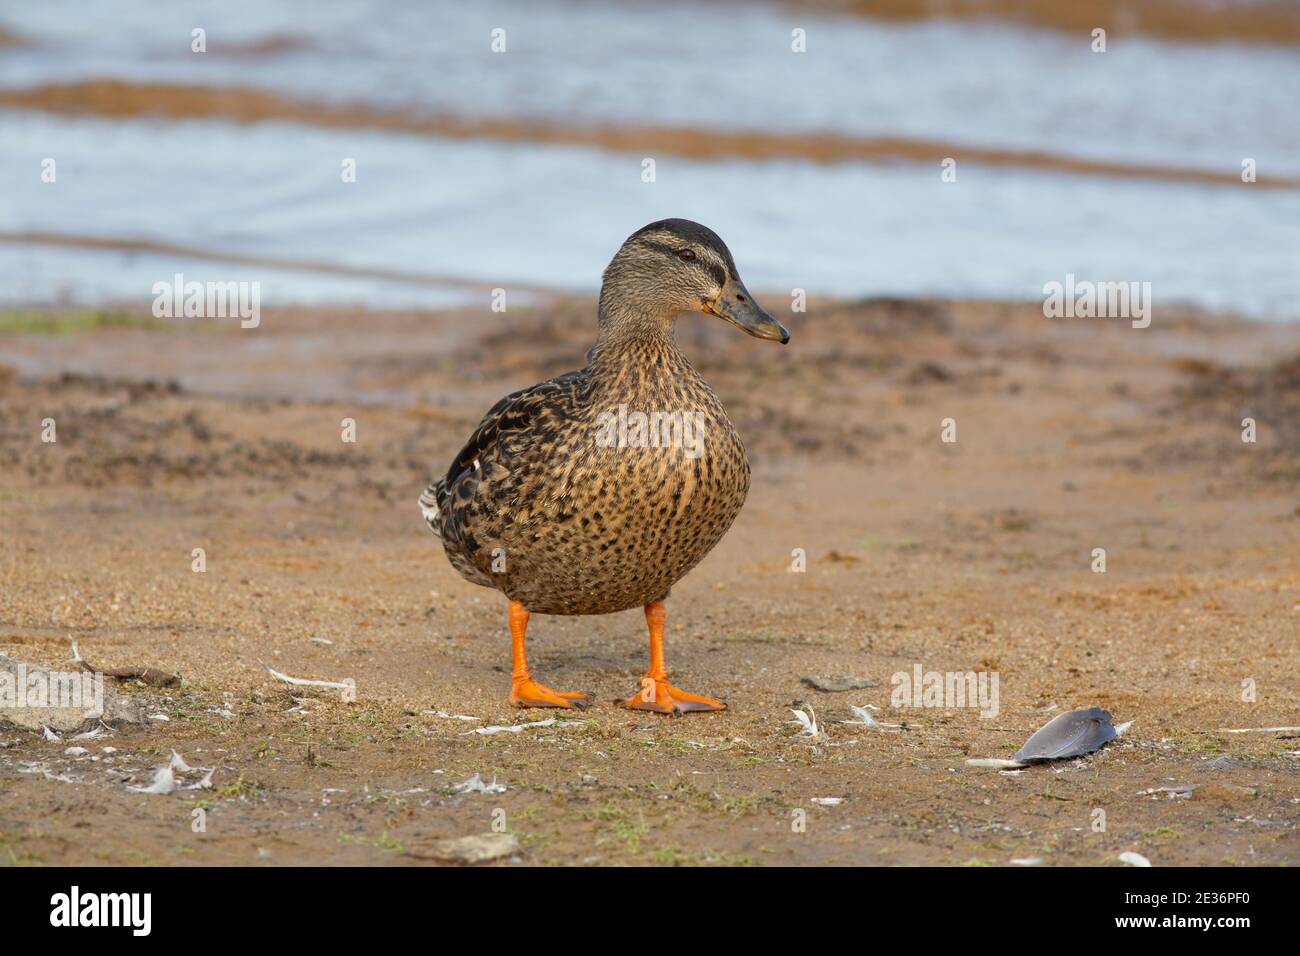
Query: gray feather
[{"left": 1013, "top": 707, "right": 1119, "bottom": 763}]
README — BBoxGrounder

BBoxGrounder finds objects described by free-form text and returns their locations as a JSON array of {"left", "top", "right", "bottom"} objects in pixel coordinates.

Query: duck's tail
[{"left": 418, "top": 479, "right": 444, "bottom": 538}]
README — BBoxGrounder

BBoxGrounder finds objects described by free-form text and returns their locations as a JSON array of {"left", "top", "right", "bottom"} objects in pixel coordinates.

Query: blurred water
[
  {"left": 1, "top": 0, "right": 1297, "bottom": 316},
  {"left": 0, "top": 241, "right": 476, "bottom": 311},
  {"left": 4, "top": 111, "right": 1298, "bottom": 316},
  {"left": 4, "top": 0, "right": 1298, "bottom": 174}
]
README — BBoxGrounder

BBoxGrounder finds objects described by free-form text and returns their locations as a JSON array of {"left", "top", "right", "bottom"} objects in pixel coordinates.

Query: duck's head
[{"left": 598, "top": 218, "right": 790, "bottom": 345}]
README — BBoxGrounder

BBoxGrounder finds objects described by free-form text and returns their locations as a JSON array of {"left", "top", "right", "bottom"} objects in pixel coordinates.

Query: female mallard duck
[{"left": 420, "top": 219, "right": 789, "bottom": 715}]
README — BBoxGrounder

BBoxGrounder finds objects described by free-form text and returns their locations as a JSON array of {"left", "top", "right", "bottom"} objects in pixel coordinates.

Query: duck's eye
[{"left": 676, "top": 249, "right": 696, "bottom": 261}]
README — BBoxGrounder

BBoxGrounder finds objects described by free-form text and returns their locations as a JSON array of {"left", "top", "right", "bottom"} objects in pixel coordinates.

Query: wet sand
[
  {"left": 804, "top": 0, "right": 1300, "bottom": 45},
  {"left": 0, "top": 297, "right": 1297, "bottom": 866}
]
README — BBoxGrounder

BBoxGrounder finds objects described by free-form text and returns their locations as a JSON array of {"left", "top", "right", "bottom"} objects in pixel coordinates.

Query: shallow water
[
  {"left": 4, "top": 0, "right": 1298, "bottom": 174},
  {"left": 1, "top": 1, "right": 1297, "bottom": 316},
  {"left": 4, "top": 111, "right": 1298, "bottom": 316}
]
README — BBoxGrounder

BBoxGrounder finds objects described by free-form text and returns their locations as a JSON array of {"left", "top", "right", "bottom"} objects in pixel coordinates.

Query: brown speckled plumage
[{"left": 421, "top": 219, "right": 788, "bottom": 617}]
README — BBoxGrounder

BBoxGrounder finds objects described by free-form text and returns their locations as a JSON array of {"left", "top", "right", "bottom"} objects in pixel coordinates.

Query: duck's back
[{"left": 422, "top": 344, "right": 750, "bottom": 615}]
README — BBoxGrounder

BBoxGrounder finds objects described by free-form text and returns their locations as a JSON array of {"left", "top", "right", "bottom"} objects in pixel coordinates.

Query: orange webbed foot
[
  {"left": 619, "top": 676, "right": 726, "bottom": 716},
  {"left": 509, "top": 678, "right": 590, "bottom": 709}
]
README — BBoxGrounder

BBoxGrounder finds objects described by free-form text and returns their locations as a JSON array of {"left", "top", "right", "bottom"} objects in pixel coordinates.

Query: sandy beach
[{"left": 2, "top": 296, "right": 1296, "bottom": 866}]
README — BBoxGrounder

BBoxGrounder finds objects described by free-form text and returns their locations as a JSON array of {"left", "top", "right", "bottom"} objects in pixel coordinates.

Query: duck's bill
[{"left": 704, "top": 279, "right": 790, "bottom": 344}]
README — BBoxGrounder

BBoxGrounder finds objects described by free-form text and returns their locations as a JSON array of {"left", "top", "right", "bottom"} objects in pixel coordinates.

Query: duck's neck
[{"left": 589, "top": 292, "right": 684, "bottom": 373}]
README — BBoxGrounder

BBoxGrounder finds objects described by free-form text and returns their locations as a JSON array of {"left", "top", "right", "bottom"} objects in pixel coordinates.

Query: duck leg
[
  {"left": 507, "top": 600, "right": 589, "bottom": 709},
  {"left": 619, "top": 600, "right": 726, "bottom": 715}
]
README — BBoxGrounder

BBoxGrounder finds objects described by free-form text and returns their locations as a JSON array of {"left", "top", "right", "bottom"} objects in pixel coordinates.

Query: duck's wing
[{"left": 420, "top": 369, "right": 586, "bottom": 544}]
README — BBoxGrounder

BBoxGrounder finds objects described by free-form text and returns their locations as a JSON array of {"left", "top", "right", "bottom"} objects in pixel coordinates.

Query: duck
[{"left": 420, "top": 219, "right": 789, "bottom": 715}]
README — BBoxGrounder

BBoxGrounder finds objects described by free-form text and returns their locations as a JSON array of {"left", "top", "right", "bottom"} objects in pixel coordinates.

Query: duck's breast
[{"left": 518, "top": 393, "right": 747, "bottom": 614}]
